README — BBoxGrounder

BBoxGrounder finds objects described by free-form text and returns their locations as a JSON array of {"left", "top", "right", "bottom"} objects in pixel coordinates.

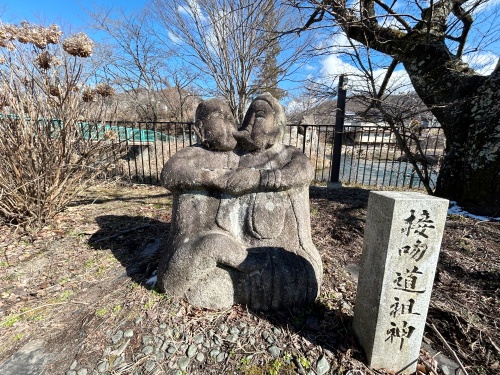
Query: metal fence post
[{"left": 328, "top": 74, "right": 347, "bottom": 189}]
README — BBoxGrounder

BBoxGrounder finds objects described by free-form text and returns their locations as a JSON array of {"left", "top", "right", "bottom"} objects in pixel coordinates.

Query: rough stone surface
[
  {"left": 316, "top": 356, "right": 330, "bottom": 375},
  {"left": 0, "top": 340, "right": 53, "bottom": 375},
  {"left": 353, "top": 191, "right": 448, "bottom": 374},
  {"left": 267, "top": 345, "right": 281, "bottom": 358},
  {"left": 157, "top": 94, "right": 323, "bottom": 311}
]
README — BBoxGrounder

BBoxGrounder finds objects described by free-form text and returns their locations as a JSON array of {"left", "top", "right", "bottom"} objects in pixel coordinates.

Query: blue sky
[{"left": 1, "top": 1, "right": 147, "bottom": 32}]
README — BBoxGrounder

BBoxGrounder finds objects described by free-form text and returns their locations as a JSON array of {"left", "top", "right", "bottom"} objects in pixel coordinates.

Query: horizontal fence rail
[{"left": 79, "top": 121, "right": 446, "bottom": 190}]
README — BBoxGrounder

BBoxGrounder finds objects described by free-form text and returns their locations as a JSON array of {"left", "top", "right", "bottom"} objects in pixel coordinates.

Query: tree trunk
[{"left": 403, "top": 45, "right": 500, "bottom": 216}]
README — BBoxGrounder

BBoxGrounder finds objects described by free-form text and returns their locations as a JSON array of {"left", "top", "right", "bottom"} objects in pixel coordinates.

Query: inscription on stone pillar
[{"left": 353, "top": 192, "right": 448, "bottom": 374}]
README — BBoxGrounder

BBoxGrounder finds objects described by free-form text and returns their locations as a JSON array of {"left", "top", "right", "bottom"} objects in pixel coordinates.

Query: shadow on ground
[
  {"left": 70, "top": 192, "right": 171, "bottom": 207},
  {"left": 309, "top": 185, "right": 370, "bottom": 205},
  {"left": 88, "top": 215, "right": 170, "bottom": 286}
]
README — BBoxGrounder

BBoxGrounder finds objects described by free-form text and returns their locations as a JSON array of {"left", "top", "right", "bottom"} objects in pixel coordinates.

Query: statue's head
[
  {"left": 195, "top": 98, "right": 237, "bottom": 151},
  {"left": 235, "top": 92, "right": 286, "bottom": 151}
]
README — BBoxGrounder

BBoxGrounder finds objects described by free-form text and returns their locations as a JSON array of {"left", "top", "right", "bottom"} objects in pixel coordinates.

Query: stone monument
[
  {"left": 353, "top": 191, "right": 448, "bottom": 374},
  {"left": 157, "top": 93, "right": 323, "bottom": 311}
]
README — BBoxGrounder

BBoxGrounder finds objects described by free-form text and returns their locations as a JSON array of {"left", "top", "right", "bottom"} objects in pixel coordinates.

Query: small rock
[
  {"left": 194, "top": 334, "right": 204, "bottom": 344},
  {"left": 159, "top": 323, "right": 167, "bottom": 329},
  {"left": 66, "top": 371, "right": 76, "bottom": 375},
  {"left": 203, "top": 340, "right": 211, "bottom": 349},
  {"left": 161, "top": 341, "right": 169, "bottom": 351},
  {"left": 219, "top": 323, "right": 228, "bottom": 334},
  {"left": 187, "top": 344, "right": 197, "bottom": 358},
  {"left": 156, "top": 352, "right": 165, "bottom": 361},
  {"left": 144, "top": 360, "right": 156, "bottom": 372},
  {"left": 70, "top": 360, "right": 78, "bottom": 370},
  {"left": 248, "top": 337, "right": 256, "bottom": 346},
  {"left": 266, "top": 336, "right": 275, "bottom": 344},
  {"left": 165, "top": 327, "right": 173, "bottom": 338},
  {"left": 142, "top": 345, "right": 154, "bottom": 355},
  {"left": 76, "top": 369, "right": 88, "bottom": 375},
  {"left": 196, "top": 352, "right": 205, "bottom": 362},
  {"left": 154, "top": 335, "right": 164, "bottom": 344},
  {"left": 268, "top": 346, "right": 281, "bottom": 358},
  {"left": 272, "top": 328, "right": 281, "bottom": 336},
  {"left": 111, "top": 330, "right": 123, "bottom": 344},
  {"left": 229, "top": 326, "right": 240, "bottom": 335},
  {"left": 97, "top": 361, "right": 109, "bottom": 373},
  {"left": 226, "top": 334, "right": 238, "bottom": 343},
  {"left": 178, "top": 356, "right": 190, "bottom": 371},
  {"left": 142, "top": 336, "right": 153, "bottom": 345},
  {"left": 152, "top": 327, "right": 159, "bottom": 334},
  {"left": 316, "top": 356, "right": 330, "bottom": 375},
  {"left": 210, "top": 349, "right": 220, "bottom": 357},
  {"left": 134, "top": 316, "right": 142, "bottom": 325},
  {"left": 124, "top": 329, "right": 134, "bottom": 338},
  {"left": 262, "top": 331, "right": 270, "bottom": 340},
  {"left": 213, "top": 335, "right": 222, "bottom": 346},
  {"left": 167, "top": 345, "right": 177, "bottom": 354},
  {"left": 170, "top": 370, "right": 183, "bottom": 375},
  {"left": 241, "top": 327, "right": 248, "bottom": 335},
  {"left": 216, "top": 352, "right": 226, "bottom": 362}
]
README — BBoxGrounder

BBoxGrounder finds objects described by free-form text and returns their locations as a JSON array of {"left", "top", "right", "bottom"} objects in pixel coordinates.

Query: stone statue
[{"left": 157, "top": 94, "right": 323, "bottom": 311}]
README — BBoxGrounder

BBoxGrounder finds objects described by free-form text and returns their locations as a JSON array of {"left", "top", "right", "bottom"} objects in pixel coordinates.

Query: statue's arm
[
  {"left": 225, "top": 148, "right": 314, "bottom": 194},
  {"left": 160, "top": 148, "right": 231, "bottom": 192},
  {"left": 259, "top": 148, "right": 314, "bottom": 190}
]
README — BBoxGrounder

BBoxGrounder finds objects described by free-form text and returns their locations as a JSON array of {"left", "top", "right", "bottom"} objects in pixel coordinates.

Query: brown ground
[{"left": 0, "top": 183, "right": 498, "bottom": 374}]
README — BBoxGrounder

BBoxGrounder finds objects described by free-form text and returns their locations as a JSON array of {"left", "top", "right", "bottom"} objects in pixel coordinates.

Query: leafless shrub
[{"left": 0, "top": 24, "right": 119, "bottom": 230}]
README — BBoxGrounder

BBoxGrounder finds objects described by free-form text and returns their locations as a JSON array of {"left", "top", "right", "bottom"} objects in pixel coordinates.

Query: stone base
[{"left": 327, "top": 181, "right": 342, "bottom": 189}]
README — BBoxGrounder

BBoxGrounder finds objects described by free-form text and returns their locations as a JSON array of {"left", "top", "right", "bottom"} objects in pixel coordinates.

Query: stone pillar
[{"left": 353, "top": 191, "right": 448, "bottom": 374}]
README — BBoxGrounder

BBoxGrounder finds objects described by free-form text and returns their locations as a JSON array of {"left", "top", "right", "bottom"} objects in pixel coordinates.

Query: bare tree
[
  {"left": 149, "top": 0, "right": 310, "bottom": 122},
  {"left": 293, "top": 0, "right": 500, "bottom": 216}
]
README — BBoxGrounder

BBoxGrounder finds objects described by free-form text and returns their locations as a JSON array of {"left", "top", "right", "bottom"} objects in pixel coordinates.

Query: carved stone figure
[{"left": 157, "top": 94, "right": 323, "bottom": 311}]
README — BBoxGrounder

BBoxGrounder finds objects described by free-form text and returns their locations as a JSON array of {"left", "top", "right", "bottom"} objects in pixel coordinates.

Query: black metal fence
[
  {"left": 90, "top": 121, "right": 445, "bottom": 190},
  {"left": 283, "top": 124, "right": 445, "bottom": 190}
]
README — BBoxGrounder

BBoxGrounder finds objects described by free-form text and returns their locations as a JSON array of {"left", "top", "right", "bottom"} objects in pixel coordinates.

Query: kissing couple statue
[{"left": 157, "top": 93, "right": 323, "bottom": 311}]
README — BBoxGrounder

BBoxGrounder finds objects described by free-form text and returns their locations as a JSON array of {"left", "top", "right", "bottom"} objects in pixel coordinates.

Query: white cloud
[
  {"left": 168, "top": 31, "right": 183, "bottom": 45},
  {"left": 472, "top": 0, "right": 500, "bottom": 13},
  {"left": 178, "top": 0, "right": 207, "bottom": 22},
  {"left": 320, "top": 54, "right": 413, "bottom": 95},
  {"left": 463, "top": 51, "right": 499, "bottom": 75}
]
